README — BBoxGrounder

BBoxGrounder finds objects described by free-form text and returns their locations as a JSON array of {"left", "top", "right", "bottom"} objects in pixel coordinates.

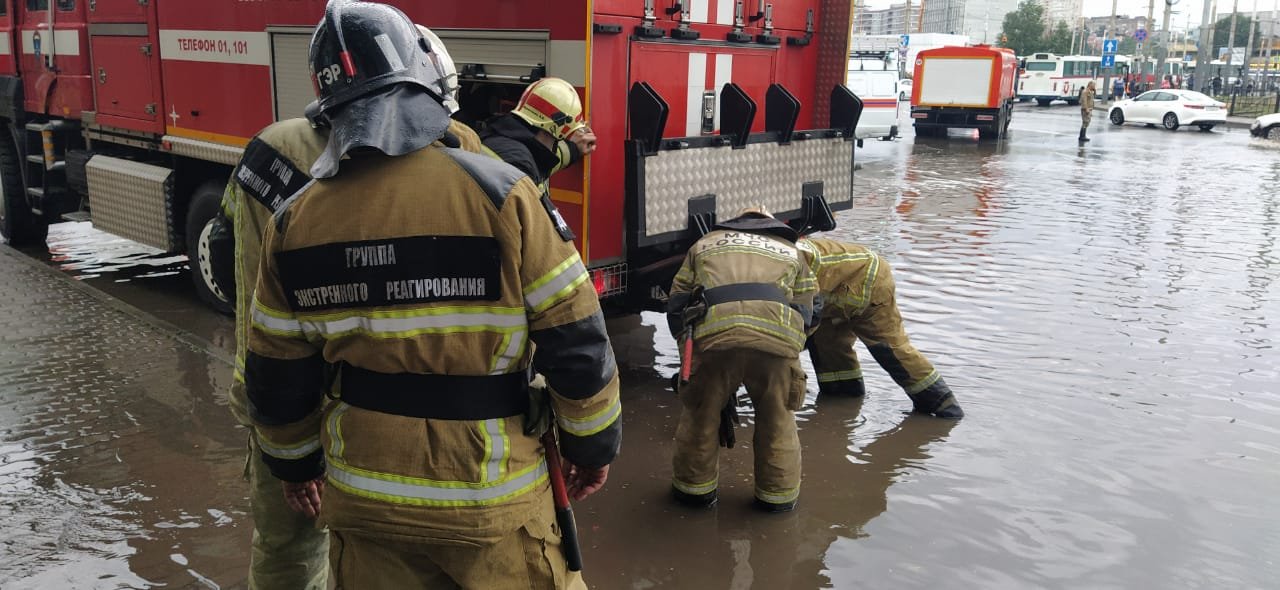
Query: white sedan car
[
  {"left": 1251, "top": 112, "right": 1280, "bottom": 140},
  {"left": 1108, "top": 90, "right": 1227, "bottom": 131}
]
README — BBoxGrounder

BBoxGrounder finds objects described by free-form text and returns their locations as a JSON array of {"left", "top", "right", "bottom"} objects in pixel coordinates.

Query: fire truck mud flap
[{"left": 623, "top": 82, "right": 859, "bottom": 302}]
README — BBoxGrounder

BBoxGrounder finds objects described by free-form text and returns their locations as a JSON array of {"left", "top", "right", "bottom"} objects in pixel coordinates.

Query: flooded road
[{"left": 3, "top": 106, "right": 1279, "bottom": 588}]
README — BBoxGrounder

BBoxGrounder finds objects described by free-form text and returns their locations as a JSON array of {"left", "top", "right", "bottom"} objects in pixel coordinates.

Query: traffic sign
[
  {"left": 900, "top": 34, "right": 910, "bottom": 48},
  {"left": 1136, "top": 42, "right": 1143, "bottom": 51},
  {"left": 1101, "top": 54, "right": 1116, "bottom": 68},
  {"left": 1135, "top": 28, "right": 1148, "bottom": 42},
  {"left": 1103, "top": 39, "right": 1118, "bottom": 54}
]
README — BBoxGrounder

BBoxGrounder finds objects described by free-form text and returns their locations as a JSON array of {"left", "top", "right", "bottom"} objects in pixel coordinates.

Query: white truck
[{"left": 847, "top": 36, "right": 903, "bottom": 140}]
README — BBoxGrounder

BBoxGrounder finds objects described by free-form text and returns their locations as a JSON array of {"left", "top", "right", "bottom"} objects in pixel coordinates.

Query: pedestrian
[
  {"left": 1112, "top": 77, "right": 1124, "bottom": 101},
  {"left": 1160, "top": 75, "right": 1171, "bottom": 89},
  {"left": 245, "top": 2, "right": 621, "bottom": 587},
  {"left": 1186, "top": 73, "right": 1195, "bottom": 92},
  {"left": 1212, "top": 75, "right": 1222, "bottom": 96},
  {"left": 480, "top": 77, "right": 597, "bottom": 196},
  {"left": 797, "top": 238, "right": 964, "bottom": 418},
  {"left": 208, "top": 15, "right": 482, "bottom": 589},
  {"left": 667, "top": 208, "right": 815, "bottom": 513},
  {"left": 1078, "top": 80, "right": 1095, "bottom": 143}
]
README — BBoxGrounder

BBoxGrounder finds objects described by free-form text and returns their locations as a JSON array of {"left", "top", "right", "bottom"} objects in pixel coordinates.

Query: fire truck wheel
[
  {"left": 185, "top": 182, "right": 233, "bottom": 315},
  {"left": 0, "top": 131, "right": 47, "bottom": 247}
]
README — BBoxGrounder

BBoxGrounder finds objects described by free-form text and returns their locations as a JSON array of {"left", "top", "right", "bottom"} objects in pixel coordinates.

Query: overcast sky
[{"left": 861, "top": 0, "right": 1280, "bottom": 31}]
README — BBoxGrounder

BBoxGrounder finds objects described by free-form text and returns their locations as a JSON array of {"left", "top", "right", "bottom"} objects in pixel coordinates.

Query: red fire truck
[{"left": 0, "top": 0, "right": 861, "bottom": 312}]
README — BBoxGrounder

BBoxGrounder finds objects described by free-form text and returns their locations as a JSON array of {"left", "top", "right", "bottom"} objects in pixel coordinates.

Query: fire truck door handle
[{"left": 98, "top": 68, "right": 107, "bottom": 84}]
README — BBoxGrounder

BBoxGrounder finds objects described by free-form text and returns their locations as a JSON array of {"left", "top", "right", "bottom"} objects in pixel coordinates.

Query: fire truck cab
[{"left": 0, "top": 0, "right": 862, "bottom": 313}]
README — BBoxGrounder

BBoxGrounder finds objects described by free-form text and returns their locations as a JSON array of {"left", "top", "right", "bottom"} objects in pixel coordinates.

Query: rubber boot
[
  {"left": 910, "top": 378, "right": 964, "bottom": 419},
  {"left": 1078, "top": 126, "right": 1090, "bottom": 142},
  {"left": 671, "top": 486, "right": 718, "bottom": 509},
  {"left": 753, "top": 497, "right": 797, "bottom": 513},
  {"left": 817, "top": 377, "right": 866, "bottom": 398}
]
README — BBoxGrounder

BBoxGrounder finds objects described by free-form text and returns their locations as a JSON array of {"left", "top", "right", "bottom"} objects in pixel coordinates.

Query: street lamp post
[
  {"left": 1228, "top": 0, "right": 1240, "bottom": 70},
  {"left": 1196, "top": 0, "right": 1217, "bottom": 93},
  {"left": 1155, "top": 0, "right": 1178, "bottom": 88},
  {"left": 1104, "top": 0, "right": 1119, "bottom": 101},
  {"left": 1245, "top": 0, "right": 1259, "bottom": 90}
]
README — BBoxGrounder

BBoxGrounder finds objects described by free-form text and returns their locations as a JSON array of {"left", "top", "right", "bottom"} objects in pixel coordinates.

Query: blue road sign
[
  {"left": 900, "top": 34, "right": 910, "bottom": 48},
  {"left": 1101, "top": 54, "right": 1116, "bottom": 68},
  {"left": 1135, "top": 28, "right": 1148, "bottom": 41},
  {"left": 1103, "top": 39, "right": 1118, "bottom": 54}
]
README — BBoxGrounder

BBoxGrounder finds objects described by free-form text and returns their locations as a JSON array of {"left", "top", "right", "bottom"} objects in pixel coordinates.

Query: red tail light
[{"left": 1183, "top": 104, "right": 1204, "bottom": 109}]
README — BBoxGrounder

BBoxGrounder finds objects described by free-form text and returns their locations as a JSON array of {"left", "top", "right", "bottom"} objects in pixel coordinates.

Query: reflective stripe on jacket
[
  {"left": 797, "top": 237, "right": 882, "bottom": 318},
  {"left": 667, "top": 227, "right": 815, "bottom": 357}
]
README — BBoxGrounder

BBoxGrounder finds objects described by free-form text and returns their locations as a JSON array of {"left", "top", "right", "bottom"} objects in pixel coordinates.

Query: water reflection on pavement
[{"left": 2, "top": 107, "right": 1278, "bottom": 588}]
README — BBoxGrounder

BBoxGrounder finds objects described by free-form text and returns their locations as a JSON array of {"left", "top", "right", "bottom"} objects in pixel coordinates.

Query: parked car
[
  {"left": 1108, "top": 89, "right": 1227, "bottom": 131},
  {"left": 899, "top": 78, "right": 913, "bottom": 100},
  {"left": 1251, "top": 112, "right": 1280, "bottom": 140}
]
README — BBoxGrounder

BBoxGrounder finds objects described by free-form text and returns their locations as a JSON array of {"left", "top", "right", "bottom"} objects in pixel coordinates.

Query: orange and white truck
[{"left": 909, "top": 45, "right": 1018, "bottom": 139}]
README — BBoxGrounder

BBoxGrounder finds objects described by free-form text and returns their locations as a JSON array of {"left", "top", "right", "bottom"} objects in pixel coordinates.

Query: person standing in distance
[
  {"left": 1078, "top": 80, "right": 1095, "bottom": 143},
  {"left": 244, "top": 1, "right": 620, "bottom": 587}
]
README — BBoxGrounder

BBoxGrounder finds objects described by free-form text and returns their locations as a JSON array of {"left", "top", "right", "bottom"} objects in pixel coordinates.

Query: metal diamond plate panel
[
  {"left": 643, "top": 138, "right": 853, "bottom": 237},
  {"left": 163, "top": 135, "right": 244, "bottom": 167},
  {"left": 86, "top": 156, "right": 177, "bottom": 252}
]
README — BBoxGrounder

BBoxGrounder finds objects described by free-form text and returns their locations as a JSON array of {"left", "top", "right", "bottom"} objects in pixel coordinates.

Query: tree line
[{"left": 999, "top": 0, "right": 1260, "bottom": 60}]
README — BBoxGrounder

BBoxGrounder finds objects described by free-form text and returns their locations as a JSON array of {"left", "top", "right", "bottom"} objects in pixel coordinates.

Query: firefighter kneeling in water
[
  {"left": 797, "top": 238, "right": 963, "bottom": 418},
  {"left": 667, "top": 208, "right": 815, "bottom": 513}
]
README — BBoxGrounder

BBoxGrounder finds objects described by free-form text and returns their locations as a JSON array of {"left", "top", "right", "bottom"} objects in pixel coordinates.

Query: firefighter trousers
[
  {"left": 246, "top": 433, "right": 329, "bottom": 590},
  {"left": 327, "top": 500, "right": 586, "bottom": 590},
  {"left": 806, "top": 265, "right": 955, "bottom": 413},
  {"left": 672, "top": 349, "right": 805, "bottom": 507}
]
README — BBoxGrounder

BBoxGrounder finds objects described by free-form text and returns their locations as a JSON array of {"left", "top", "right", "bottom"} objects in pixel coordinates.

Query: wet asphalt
[{"left": 2, "top": 104, "right": 1278, "bottom": 589}]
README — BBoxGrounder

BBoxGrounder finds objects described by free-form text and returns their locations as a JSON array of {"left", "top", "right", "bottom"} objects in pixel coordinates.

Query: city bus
[{"left": 1018, "top": 53, "right": 1131, "bottom": 105}]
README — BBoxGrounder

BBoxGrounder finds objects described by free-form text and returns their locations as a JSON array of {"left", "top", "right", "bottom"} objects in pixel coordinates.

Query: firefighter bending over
[
  {"left": 798, "top": 238, "right": 963, "bottom": 418},
  {"left": 244, "top": 2, "right": 621, "bottom": 587},
  {"left": 666, "top": 208, "right": 815, "bottom": 513},
  {"left": 208, "top": 13, "right": 480, "bottom": 590},
  {"left": 480, "top": 77, "right": 597, "bottom": 195}
]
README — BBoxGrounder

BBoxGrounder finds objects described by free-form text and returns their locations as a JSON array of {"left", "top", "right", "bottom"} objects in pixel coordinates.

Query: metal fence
[{"left": 1213, "top": 91, "right": 1280, "bottom": 118}]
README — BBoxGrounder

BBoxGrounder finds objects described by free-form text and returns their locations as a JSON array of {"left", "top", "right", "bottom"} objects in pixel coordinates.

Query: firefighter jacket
[
  {"left": 479, "top": 113, "right": 580, "bottom": 192},
  {"left": 796, "top": 237, "right": 883, "bottom": 321},
  {"left": 666, "top": 217, "right": 816, "bottom": 358},
  {"left": 1080, "top": 85, "right": 1096, "bottom": 113},
  {"left": 220, "top": 119, "right": 483, "bottom": 426},
  {"left": 245, "top": 144, "right": 621, "bottom": 543}
]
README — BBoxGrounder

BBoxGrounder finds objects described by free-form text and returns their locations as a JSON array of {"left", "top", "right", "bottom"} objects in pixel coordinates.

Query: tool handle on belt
[
  {"left": 540, "top": 429, "right": 583, "bottom": 572},
  {"left": 679, "top": 334, "right": 695, "bottom": 383}
]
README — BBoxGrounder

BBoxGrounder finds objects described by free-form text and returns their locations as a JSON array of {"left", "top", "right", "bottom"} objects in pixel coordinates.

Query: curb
[{"left": 0, "top": 244, "right": 234, "bottom": 367}]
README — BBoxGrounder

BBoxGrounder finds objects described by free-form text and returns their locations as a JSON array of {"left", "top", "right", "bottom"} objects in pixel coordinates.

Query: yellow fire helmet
[{"left": 512, "top": 77, "right": 586, "bottom": 141}]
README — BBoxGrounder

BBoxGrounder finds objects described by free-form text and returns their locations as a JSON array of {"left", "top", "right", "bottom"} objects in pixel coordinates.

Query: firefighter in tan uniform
[
  {"left": 1079, "top": 81, "right": 1096, "bottom": 143},
  {"left": 245, "top": 3, "right": 619, "bottom": 587},
  {"left": 666, "top": 209, "right": 815, "bottom": 513},
  {"left": 479, "top": 78, "right": 597, "bottom": 196},
  {"left": 210, "top": 14, "right": 484, "bottom": 589},
  {"left": 797, "top": 238, "right": 963, "bottom": 418}
]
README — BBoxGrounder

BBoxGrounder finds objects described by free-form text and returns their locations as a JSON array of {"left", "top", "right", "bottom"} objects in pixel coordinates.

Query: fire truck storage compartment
[
  {"left": 432, "top": 29, "right": 550, "bottom": 83},
  {"left": 90, "top": 35, "right": 162, "bottom": 129},
  {"left": 269, "top": 29, "right": 314, "bottom": 121},
  {"left": 86, "top": 0, "right": 150, "bottom": 22},
  {"left": 84, "top": 155, "right": 177, "bottom": 252}
]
